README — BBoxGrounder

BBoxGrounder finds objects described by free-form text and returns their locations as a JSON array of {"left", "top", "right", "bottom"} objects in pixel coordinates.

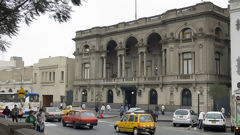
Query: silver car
[
  {"left": 172, "top": 109, "right": 198, "bottom": 127},
  {"left": 44, "top": 107, "right": 64, "bottom": 122}
]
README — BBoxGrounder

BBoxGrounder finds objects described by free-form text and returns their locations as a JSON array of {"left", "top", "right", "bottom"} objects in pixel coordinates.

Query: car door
[
  {"left": 126, "top": 115, "right": 135, "bottom": 132},
  {"left": 119, "top": 115, "right": 129, "bottom": 131}
]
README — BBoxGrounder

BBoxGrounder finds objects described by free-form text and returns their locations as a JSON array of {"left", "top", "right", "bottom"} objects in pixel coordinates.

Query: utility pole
[{"left": 135, "top": 0, "right": 137, "bottom": 20}]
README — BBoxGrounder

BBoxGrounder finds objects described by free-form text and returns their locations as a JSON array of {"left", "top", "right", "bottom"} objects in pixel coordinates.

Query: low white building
[{"left": 32, "top": 56, "right": 75, "bottom": 107}]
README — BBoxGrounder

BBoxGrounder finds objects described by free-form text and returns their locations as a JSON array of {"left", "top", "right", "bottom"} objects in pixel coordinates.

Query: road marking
[
  {"left": 44, "top": 122, "right": 58, "bottom": 127},
  {"left": 99, "top": 120, "right": 114, "bottom": 127}
]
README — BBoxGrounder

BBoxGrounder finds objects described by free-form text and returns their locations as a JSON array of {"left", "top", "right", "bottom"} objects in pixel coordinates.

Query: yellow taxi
[
  {"left": 114, "top": 113, "right": 155, "bottom": 135},
  {"left": 62, "top": 105, "right": 82, "bottom": 115}
]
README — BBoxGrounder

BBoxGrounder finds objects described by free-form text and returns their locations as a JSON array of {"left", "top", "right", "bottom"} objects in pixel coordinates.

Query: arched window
[
  {"left": 215, "top": 27, "right": 222, "bottom": 38},
  {"left": 82, "top": 90, "right": 87, "bottom": 102},
  {"left": 149, "top": 89, "right": 158, "bottom": 104},
  {"left": 83, "top": 45, "right": 90, "bottom": 54},
  {"left": 107, "top": 90, "right": 113, "bottom": 103},
  {"left": 182, "top": 89, "right": 192, "bottom": 106}
]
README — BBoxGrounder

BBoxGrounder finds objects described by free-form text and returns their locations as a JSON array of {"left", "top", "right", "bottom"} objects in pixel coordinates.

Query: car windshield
[
  {"left": 127, "top": 108, "right": 141, "bottom": 112},
  {"left": 47, "top": 107, "right": 60, "bottom": 112},
  {"left": 175, "top": 110, "right": 188, "bottom": 115},
  {"left": 139, "top": 115, "right": 153, "bottom": 122},
  {"left": 72, "top": 106, "right": 81, "bottom": 110},
  {"left": 81, "top": 112, "right": 96, "bottom": 117},
  {"left": 206, "top": 113, "right": 222, "bottom": 119}
]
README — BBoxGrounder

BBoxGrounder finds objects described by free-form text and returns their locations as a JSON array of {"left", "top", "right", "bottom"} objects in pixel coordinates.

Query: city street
[{"left": 44, "top": 117, "right": 233, "bottom": 135}]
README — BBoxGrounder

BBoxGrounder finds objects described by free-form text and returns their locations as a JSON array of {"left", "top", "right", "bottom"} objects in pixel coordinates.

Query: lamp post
[{"left": 197, "top": 91, "right": 200, "bottom": 116}]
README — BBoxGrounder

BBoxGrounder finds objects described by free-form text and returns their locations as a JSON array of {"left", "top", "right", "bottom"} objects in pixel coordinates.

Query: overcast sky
[{"left": 1, "top": 0, "right": 229, "bottom": 66}]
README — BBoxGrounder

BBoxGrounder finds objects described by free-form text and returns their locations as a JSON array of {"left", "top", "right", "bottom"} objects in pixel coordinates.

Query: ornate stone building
[{"left": 73, "top": 2, "right": 230, "bottom": 112}]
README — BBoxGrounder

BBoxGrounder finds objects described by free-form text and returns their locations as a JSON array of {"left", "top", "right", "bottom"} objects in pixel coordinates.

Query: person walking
[
  {"left": 198, "top": 112, "right": 205, "bottom": 129},
  {"left": 106, "top": 104, "right": 111, "bottom": 113},
  {"left": 3, "top": 106, "right": 11, "bottom": 119},
  {"left": 36, "top": 114, "right": 45, "bottom": 132},
  {"left": 155, "top": 105, "right": 159, "bottom": 121},
  {"left": 120, "top": 105, "right": 124, "bottom": 118},
  {"left": 82, "top": 103, "right": 86, "bottom": 110},
  {"left": 37, "top": 109, "right": 46, "bottom": 122},
  {"left": 95, "top": 106, "right": 99, "bottom": 113},
  {"left": 25, "top": 110, "right": 37, "bottom": 127},
  {"left": 100, "top": 104, "right": 105, "bottom": 114},
  {"left": 11, "top": 105, "right": 19, "bottom": 122},
  {"left": 221, "top": 107, "right": 225, "bottom": 116},
  {"left": 161, "top": 105, "right": 165, "bottom": 115}
]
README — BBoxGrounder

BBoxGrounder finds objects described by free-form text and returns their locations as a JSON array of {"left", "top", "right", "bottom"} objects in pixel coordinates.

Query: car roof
[
  {"left": 206, "top": 111, "right": 222, "bottom": 114},
  {"left": 175, "top": 109, "right": 190, "bottom": 111},
  {"left": 70, "top": 110, "right": 94, "bottom": 112}
]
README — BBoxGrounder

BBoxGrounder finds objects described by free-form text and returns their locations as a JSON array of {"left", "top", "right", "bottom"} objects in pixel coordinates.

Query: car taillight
[
  {"left": 187, "top": 115, "right": 190, "bottom": 119},
  {"left": 138, "top": 123, "right": 140, "bottom": 127}
]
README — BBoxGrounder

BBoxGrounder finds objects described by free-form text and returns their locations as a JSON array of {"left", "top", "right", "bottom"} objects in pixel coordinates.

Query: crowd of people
[{"left": 2, "top": 105, "right": 45, "bottom": 133}]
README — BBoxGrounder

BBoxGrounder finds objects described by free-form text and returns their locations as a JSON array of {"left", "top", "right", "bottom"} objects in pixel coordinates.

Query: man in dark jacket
[
  {"left": 3, "top": 106, "right": 11, "bottom": 119},
  {"left": 11, "top": 105, "right": 19, "bottom": 122}
]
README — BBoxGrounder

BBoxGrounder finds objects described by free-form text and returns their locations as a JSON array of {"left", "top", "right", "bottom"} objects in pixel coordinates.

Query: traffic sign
[{"left": 17, "top": 88, "right": 26, "bottom": 98}]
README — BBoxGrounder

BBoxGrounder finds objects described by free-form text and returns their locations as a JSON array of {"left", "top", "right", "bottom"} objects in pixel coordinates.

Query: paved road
[{"left": 44, "top": 117, "right": 233, "bottom": 135}]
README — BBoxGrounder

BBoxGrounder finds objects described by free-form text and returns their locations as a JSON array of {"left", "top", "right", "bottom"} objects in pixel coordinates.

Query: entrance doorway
[
  {"left": 42, "top": 95, "right": 53, "bottom": 107},
  {"left": 121, "top": 86, "right": 137, "bottom": 107}
]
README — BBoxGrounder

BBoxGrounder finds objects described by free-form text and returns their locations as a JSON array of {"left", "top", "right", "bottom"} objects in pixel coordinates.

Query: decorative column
[
  {"left": 144, "top": 52, "right": 147, "bottom": 76},
  {"left": 117, "top": 55, "right": 121, "bottom": 78},
  {"left": 179, "top": 53, "right": 182, "bottom": 75},
  {"left": 122, "top": 55, "right": 125, "bottom": 78},
  {"left": 103, "top": 56, "right": 106, "bottom": 79},
  {"left": 138, "top": 53, "right": 141, "bottom": 77},
  {"left": 192, "top": 52, "right": 195, "bottom": 74},
  {"left": 162, "top": 50, "right": 165, "bottom": 75}
]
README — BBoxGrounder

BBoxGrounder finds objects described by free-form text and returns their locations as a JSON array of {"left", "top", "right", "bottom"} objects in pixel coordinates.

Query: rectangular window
[
  {"left": 83, "top": 63, "right": 90, "bottom": 79},
  {"left": 183, "top": 52, "right": 192, "bottom": 74},
  {"left": 42, "top": 72, "right": 44, "bottom": 82},
  {"left": 49, "top": 72, "right": 52, "bottom": 81},
  {"left": 34, "top": 73, "right": 37, "bottom": 83},
  {"left": 215, "top": 52, "right": 221, "bottom": 75},
  {"left": 53, "top": 72, "right": 55, "bottom": 82},
  {"left": 61, "top": 71, "right": 64, "bottom": 81}
]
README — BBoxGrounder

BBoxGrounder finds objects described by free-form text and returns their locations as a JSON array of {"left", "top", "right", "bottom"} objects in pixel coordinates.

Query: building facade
[
  {"left": 32, "top": 56, "right": 75, "bottom": 107},
  {"left": 73, "top": 2, "right": 230, "bottom": 112},
  {"left": 0, "top": 57, "right": 33, "bottom": 93}
]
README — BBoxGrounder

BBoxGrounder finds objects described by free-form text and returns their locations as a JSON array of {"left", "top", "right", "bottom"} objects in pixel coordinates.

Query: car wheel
[
  {"left": 173, "top": 123, "right": 176, "bottom": 127},
  {"left": 115, "top": 126, "right": 120, "bottom": 132},
  {"left": 62, "top": 120, "right": 66, "bottom": 127},
  {"left": 133, "top": 128, "right": 139, "bottom": 135},
  {"left": 58, "top": 118, "right": 61, "bottom": 122},
  {"left": 89, "top": 126, "right": 93, "bottom": 129},
  {"left": 73, "top": 122, "right": 77, "bottom": 129},
  {"left": 222, "top": 126, "right": 226, "bottom": 132},
  {"left": 203, "top": 127, "right": 207, "bottom": 131}
]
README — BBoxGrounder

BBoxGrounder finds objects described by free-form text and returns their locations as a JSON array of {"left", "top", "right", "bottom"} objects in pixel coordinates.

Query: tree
[
  {"left": 209, "top": 83, "right": 229, "bottom": 100},
  {"left": 0, "top": 0, "right": 82, "bottom": 51}
]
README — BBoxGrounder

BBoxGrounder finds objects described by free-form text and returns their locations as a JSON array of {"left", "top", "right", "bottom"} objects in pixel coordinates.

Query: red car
[{"left": 61, "top": 110, "right": 98, "bottom": 129}]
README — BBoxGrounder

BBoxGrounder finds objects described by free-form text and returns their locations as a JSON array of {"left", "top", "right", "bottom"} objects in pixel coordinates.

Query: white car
[
  {"left": 172, "top": 109, "right": 198, "bottom": 127},
  {"left": 203, "top": 111, "right": 226, "bottom": 132}
]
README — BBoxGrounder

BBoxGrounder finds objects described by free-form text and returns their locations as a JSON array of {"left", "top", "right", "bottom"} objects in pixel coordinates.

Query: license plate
[
  {"left": 211, "top": 121, "right": 216, "bottom": 124},
  {"left": 179, "top": 116, "right": 183, "bottom": 118},
  {"left": 86, "top": 123, "right": 90, "bottom": 126},
  {"left": 146, "top": 129, "right": 149, "bottom": 131}
]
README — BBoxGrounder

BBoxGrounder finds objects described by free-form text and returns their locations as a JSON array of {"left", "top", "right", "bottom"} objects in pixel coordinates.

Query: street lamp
[{"left": 197, "top": 91, "right": 200, "bottom": 116}]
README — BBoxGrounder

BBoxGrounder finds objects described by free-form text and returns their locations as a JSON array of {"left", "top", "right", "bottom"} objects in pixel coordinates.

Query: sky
[{"left": 1, "top": 0, "right": 229, "bottom": 66}]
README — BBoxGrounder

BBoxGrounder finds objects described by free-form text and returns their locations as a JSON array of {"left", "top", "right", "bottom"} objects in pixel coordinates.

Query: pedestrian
[
  {"left": 125, "top": 105, "right": 129, "bottom": 112},
  {"left": 36, "top": 114, "right": 45, "bottom": 132},
  {"left": 106, "top": 104, "right": 111, "bottom": 113},
  {"left": 95, "top": 106, "right": 99, "bottom": 113},
  {"left": 25, "top": 110, "right": 37, "bottom": 127},
  {"left": 37, "top": 109, "right": 46, "bottom": 122},
  {"left": 221, "top": 107, "right": 225, "bottom": 116},
  {"left": 155, "top": 105, "right": 159, "bottom": 120},
  {"left": 161, "top": 104, "right": 165, "bottom": 115},
  {"left": 11, "top": 105, "right": 19, "bottom": 122},
  {"left": 198, "top": 112, "right": 205, "bottom": 129},
  {"left": 120, "top": 105, "right": 124, "bottom": 118},
  {"left": 82, "top": 103, "right": 86, "bottom": 110},
  {"left": 100, "top": 104, "right": 105, "bottom": 114},
  {"left": 3, "top": 106, "right": 11, "bottom": 119},
  {"left": 60, "top": 102, "right": 63, "bottom": 110}
]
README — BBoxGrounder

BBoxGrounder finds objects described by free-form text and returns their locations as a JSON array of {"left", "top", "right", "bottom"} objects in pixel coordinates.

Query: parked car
[
  {"left": 114, "top": 113, "right": 155, "bottom": 135},
  {"left": 172, "top": 109, "right": 198, "bottom": 127},
  {"left": 62, "top": 105, "right": 82, "bottom": 115},
  {"left": 61, "top": 110, "right": 98, "bottom": 129},
  {"left": 203, "top": 111, "right": 226, "bottom": 132},
  {"left": 44, "top": 107, "right": 64, "bottom": 122}
]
